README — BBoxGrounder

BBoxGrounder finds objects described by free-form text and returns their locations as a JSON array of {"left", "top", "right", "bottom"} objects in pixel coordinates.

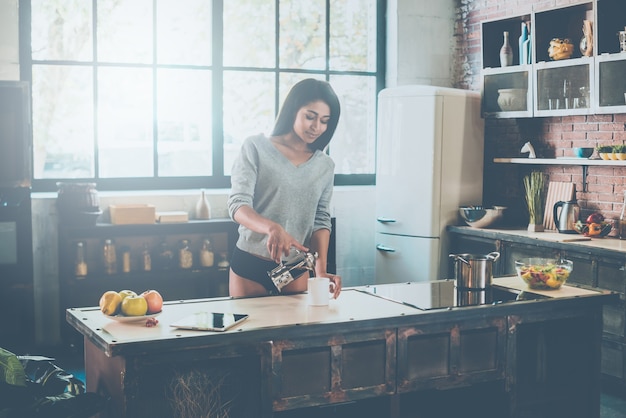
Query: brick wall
[{"left": 455, "top": 0, "right": 626, "bottom": 227}]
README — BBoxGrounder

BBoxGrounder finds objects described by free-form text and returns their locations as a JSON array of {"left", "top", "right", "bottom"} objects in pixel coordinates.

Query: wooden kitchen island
[{"left": 67, "top": 277, "right": 616, "bottom": 418}]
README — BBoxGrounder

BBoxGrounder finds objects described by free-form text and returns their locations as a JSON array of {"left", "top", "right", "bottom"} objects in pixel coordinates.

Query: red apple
[
  {"left": 141, "top": 290, "right": 163, "bottom": 314},
  {"left": 586, "top": 212, "right": 604, "bottom": 224}
]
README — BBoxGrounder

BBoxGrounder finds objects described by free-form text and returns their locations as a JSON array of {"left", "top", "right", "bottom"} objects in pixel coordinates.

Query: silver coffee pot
[{"left": 268, "top": 250, "right": 317, "bottom": 292}]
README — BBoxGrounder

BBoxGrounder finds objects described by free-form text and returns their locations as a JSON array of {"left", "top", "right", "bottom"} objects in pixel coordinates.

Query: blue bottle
[{"left": 519, "top": 22, "right": 528, "bottom": 65}]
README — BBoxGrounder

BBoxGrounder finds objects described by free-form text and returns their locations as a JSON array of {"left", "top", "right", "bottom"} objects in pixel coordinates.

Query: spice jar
[
  {"left": 217, "top": 252, "right": 230, "bottom": 270},
  {"left": 103, "top": 239, "right": 117, "bottom": 275},
  {"left": 75, "top": 241, "right": 88, "bottom": 277},
  {"left": 156, "top": 239, "right": 174, "bottom": 270},
  {"left": 178, "top": 239, "right": 193, "bottom": 269},
  {"left": 121, "top": 246, "right": 131, "bottom": 273},
  {"left": 199, "top": 239, "right": 214, "bottom": 267},
  {"left": 141, "top": 242, "right": 152, "bottom": 271}
]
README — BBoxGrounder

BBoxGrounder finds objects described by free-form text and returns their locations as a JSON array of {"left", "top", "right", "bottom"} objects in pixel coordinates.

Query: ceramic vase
[
  {"left": 580, "top": 20, "right": 593, "bottom": 57},
  {"left": 500, "top": 31, "right": 513, "bottom": 67},
  {"left": 195, "top": 189, "right": 211, "bottom": 220}
]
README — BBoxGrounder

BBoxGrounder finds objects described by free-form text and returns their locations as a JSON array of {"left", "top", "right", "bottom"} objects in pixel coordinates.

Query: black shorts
[{"left": 230, "top": 246, "right": 308, "bottom": 293}]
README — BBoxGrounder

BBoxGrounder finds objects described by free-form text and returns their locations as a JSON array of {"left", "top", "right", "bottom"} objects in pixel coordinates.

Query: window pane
[
  {"left": 157, "top": 69, "right": 213, "bottom": 177},
  {"left": 97, "top": 0, "right": 153, "bottom": 64},
  {"left": 31, "top": 0, "right": 93, "bottom": 61},
  {"left": 97, "top": 67, "right": 153, "bottom": 178},
  {"left": 224, "top": 0, "right": 275, "bottom": 68},
  {"left": 329, "top": 75, "right": 376, "bottom": 174},
  {"left": 330, "top": 0, "right": 377, "bottom": 72},
  {"left": 279, "top": 0, "right": 326, "bottom": 70},
  {"left": 32, "top": 65, "right": 94, "bottom": 179},
  {"left": 223, "top": 71, "right": 275, "bottom": 175},
  {"left": 157, "top": 0, "right": 212, "bottom": 66}
]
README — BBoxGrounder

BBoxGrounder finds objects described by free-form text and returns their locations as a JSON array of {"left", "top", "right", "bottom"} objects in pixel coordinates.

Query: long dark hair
[{"left": 271, "top": 78, "right": 341, "bottom": 151}]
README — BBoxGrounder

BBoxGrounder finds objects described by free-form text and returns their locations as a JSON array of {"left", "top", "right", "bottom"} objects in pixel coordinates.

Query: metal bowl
[{"left": 459, "top": 206, "right": 506, "bottom": 228}]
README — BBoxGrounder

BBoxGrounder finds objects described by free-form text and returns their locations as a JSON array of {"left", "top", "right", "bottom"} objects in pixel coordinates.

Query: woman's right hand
[{"left": 266, "top": 223, "right": 308, "bottom": 263}]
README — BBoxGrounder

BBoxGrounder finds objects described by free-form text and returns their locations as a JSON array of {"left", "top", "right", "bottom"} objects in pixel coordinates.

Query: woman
[{"left": 227, "top": 78, "right": 342, "bottom": 298}]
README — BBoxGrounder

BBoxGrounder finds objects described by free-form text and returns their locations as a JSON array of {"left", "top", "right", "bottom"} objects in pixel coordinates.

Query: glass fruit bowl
[{"left": 515, "top": 258, "right": 573, "bottom": 290}]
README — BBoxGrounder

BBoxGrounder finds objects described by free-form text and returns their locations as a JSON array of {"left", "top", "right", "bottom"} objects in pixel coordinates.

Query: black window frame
[{"left": 19, "top": 0, "right": 385, "bottom": 193}]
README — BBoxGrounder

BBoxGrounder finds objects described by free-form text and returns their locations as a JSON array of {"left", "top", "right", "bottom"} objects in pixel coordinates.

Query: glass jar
[
  {"left": 103, "top": 239, "right": 117, "bottom": 275},
  {"left": 179, "top": 239, "right": 193, "bottom": 269},
  {"left": 75, "top": 241, "right": 88, "bottom": 277},
  {"left": 199, "top": 239, "right": 214, "bottom": 267}
]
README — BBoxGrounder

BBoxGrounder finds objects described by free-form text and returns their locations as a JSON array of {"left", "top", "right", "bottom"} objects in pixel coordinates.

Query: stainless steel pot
[{"left": 449, "top": 252, "right": 500, "bottom": 290}]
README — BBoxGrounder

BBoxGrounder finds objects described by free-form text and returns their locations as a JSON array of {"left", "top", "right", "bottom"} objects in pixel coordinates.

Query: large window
[{"left": 20, "top": 0, "right": 384, "bottom": 192}]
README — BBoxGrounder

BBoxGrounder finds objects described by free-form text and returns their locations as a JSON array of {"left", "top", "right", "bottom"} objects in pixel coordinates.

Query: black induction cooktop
[{"left": 358, "top": 280, "right": 549, "bottom": 310}]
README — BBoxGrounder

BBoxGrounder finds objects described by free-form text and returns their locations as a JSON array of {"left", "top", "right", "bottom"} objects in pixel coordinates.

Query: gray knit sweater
[{"left": 228, "top": 134, "right": 334, "bottom": 259}]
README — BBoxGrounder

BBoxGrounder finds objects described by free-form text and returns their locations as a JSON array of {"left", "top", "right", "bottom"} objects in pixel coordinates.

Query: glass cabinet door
[
  {"left": 482, "top": 70, "right": 531, "bottom": 117},
  {"left": 594, "top": 0, "right": 626, "bottom": 114},
  {"left": 597, "top": 58, "right": 626, "bottom": 111},
  {"left": 534, "top": 62, "right": 592, "bottom": 116}
]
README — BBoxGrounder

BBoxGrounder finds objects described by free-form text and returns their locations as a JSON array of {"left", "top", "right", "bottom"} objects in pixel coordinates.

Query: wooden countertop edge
[{"left": 447, "top": 225, "right": 626, "bottom": 257}]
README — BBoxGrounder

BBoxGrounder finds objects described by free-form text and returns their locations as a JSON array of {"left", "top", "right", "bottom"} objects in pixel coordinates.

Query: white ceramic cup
[{"left": 307, "top": 277, "right": 335, "bottom": 306}]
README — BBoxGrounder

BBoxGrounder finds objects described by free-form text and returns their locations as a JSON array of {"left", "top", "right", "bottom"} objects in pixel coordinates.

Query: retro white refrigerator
[{"left": 375, "top": 85, "right": 485, "bottom": 284}]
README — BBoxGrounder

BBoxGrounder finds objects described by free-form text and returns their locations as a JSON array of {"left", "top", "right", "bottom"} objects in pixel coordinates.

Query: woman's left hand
[{"left": 325, "top": 273, "right": 342, "bottom": 299}]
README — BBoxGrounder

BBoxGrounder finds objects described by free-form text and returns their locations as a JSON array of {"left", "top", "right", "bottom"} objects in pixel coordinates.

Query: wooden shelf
[
  {"left": 493, "top": 157, "right": 626, "bottom": 166},
  {"left": 493, "top": 157, "right": 626, "bottom": 191}
]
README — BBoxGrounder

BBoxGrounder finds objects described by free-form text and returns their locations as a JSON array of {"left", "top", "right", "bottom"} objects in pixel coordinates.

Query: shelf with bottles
[
  {"left": 481, "top": 14, "right": 532, "bottom": 70},
  {"left": 480, "top": 3, "right": 601, "bottom": 118},
  {"left": 64, "top": 233, "right": 231, "bottom": 282}
]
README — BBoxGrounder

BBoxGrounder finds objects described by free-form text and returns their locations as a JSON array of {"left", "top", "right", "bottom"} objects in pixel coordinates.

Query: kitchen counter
[
  {"left": 448, "top": 225, "right": 626, "bottom": 255},
  {"left": 448, "top": 225, "right": 626, "bottom": 394},
  {"left": 67, "top": 278, "right": 615, "bottom": 418}
]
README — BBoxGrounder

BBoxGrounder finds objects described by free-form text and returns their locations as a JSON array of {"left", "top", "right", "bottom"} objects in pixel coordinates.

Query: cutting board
[{"left": 543, "top": 182, "right": 576, "bottom": 231}]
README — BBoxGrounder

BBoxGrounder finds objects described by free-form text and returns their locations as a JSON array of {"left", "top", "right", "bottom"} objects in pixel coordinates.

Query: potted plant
[
  {"left": 523, "top": 171, "right": 547, "bottom": 232},
  {"left": 613, "top": 144, "right": 626, "bottom": 160},
  {"left": 596, "top": 145, "right": 613, "bottom": 160}
]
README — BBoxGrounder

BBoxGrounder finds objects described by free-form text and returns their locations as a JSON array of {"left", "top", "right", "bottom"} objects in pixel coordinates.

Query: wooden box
[{"left": 109, "top": 204, "right": 156, "bottom": 224}]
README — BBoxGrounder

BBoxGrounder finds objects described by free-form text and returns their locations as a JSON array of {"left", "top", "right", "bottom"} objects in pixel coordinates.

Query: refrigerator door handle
[
  {"left": 376, "top": 217, "right": 397, "bottom": 223},
  {"left": 376, "top": 244, "right": 396, "bottom": 253}
]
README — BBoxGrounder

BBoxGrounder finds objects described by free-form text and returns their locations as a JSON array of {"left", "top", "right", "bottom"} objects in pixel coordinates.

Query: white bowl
[
  {"left": 497, "top": 89, "right": 527, "bottom": 111},
  {"left": 459, "top": 206, "right": 507, "bottom": 228}
]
